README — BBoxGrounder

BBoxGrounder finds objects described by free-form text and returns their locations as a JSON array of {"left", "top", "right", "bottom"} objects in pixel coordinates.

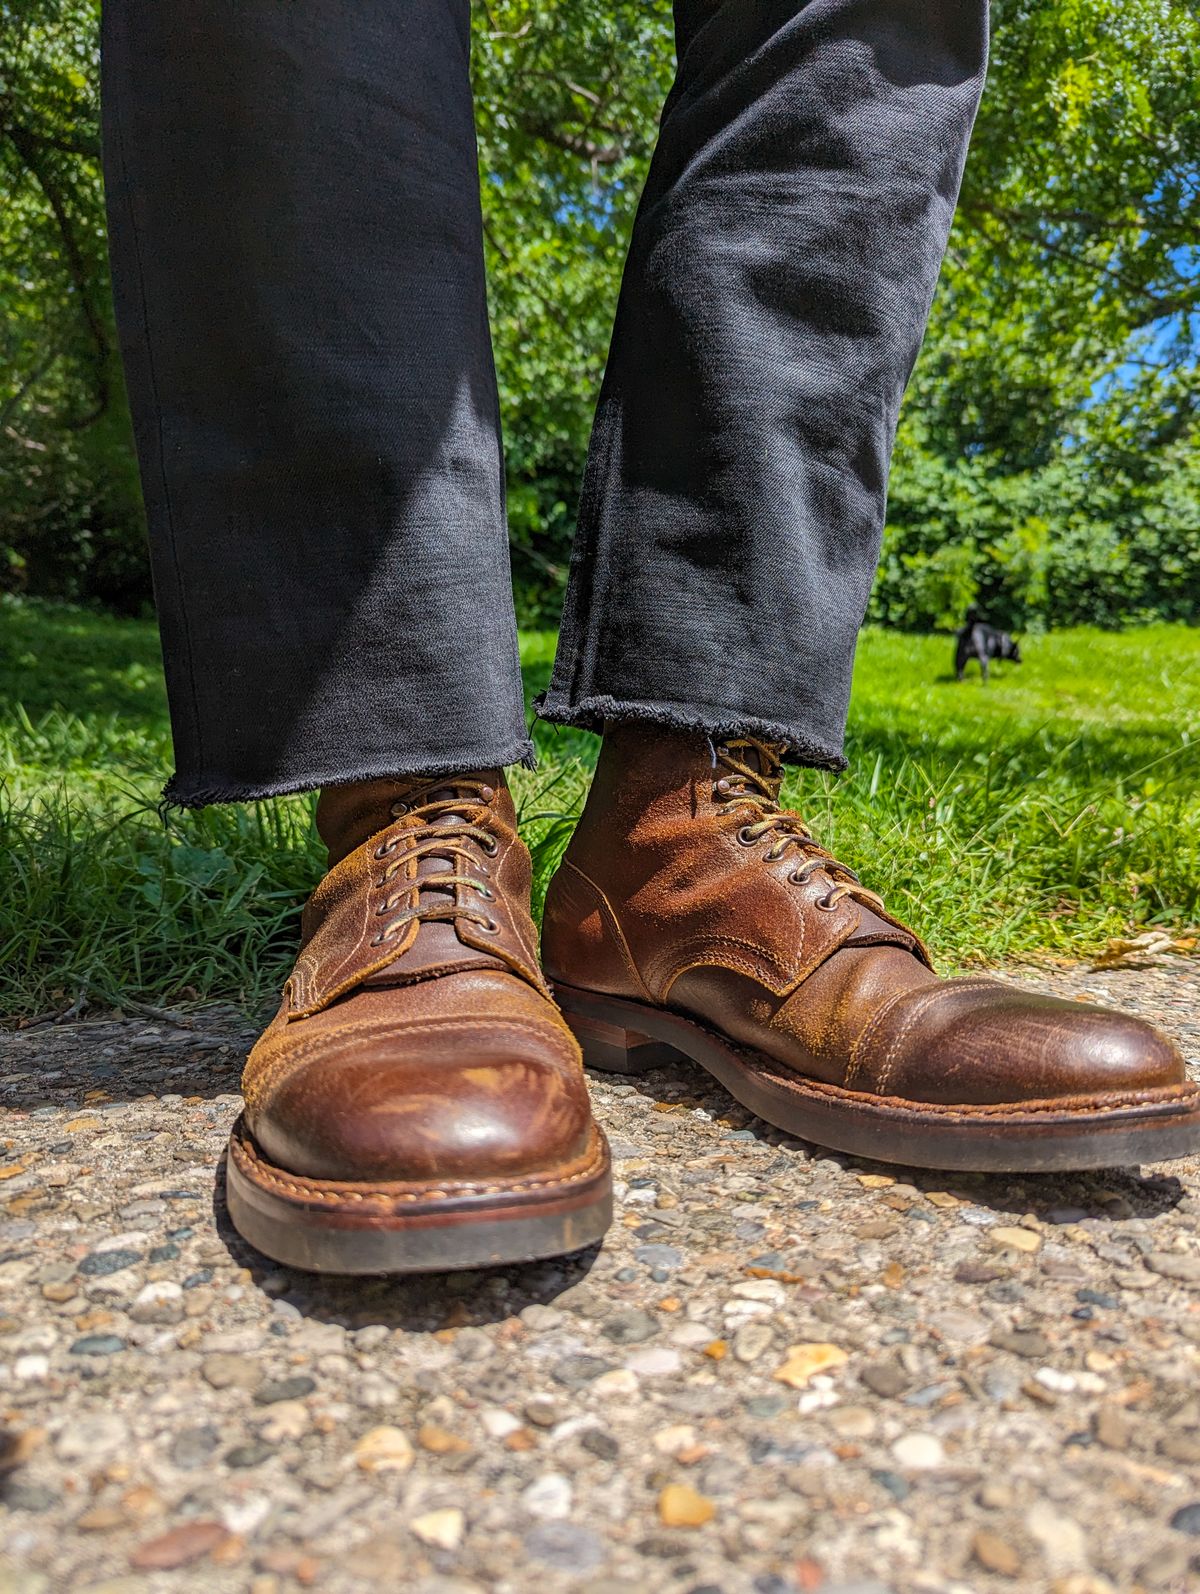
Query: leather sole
[
  {"left": 225, "top": 1115, "right": 613, "bottom": 1274},
  {"left": 553, "top": 982, "right": 1200, "bottom": 1172}
]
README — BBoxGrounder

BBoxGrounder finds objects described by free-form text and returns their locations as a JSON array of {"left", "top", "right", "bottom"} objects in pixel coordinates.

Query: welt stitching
[
  {"left": 626, "top": 1002, "right": 1200, "bottom": 1117},
  {"left": 782, "top": 1076, "right": 1200, "bottom": 1118},
  {"left": 233, "top": 1126, "right": 606, "bottom": 1204}
]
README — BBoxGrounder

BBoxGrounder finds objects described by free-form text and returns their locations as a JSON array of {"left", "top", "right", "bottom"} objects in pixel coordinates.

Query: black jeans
[{"left": 101, "top": 0, "right": 988, "bottom": 807}]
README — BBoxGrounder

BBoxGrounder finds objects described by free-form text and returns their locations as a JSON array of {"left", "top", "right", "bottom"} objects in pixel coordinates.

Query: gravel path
[{"left": 3, "top": 959, "right": 1200, "bottom": 1594}]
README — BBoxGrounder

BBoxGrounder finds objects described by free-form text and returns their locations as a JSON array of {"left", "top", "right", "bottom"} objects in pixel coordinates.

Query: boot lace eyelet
[
  {"left": 714, "top": 737, "right": 886, "bottom": 916},
  {"left": 389, "top": 801, "right": 408, "bottom": 818},
  {"left": 478, "top": 917, "right": 500, "bottom": 934}
]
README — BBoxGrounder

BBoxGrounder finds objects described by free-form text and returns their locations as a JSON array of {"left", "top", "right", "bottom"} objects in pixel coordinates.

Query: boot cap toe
[
  {"left": 244, "top": 1006, "right": 591, "bottom": 1184},
  {"left": 874, "top": 982, "right": 1186, "bottom": 1107}
]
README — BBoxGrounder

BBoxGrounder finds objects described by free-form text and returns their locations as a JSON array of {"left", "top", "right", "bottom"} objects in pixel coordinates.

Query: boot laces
[
  {"left": 714, "top": 738, "right": 886, "bottom": 913},
  {"left": 370, "top": 777, "right": 500, "bottom": 947}
]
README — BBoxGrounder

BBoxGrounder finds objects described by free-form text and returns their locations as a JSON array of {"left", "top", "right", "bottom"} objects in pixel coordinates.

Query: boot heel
[
  {"left": 570, "top": 1012, "right": 680, "bottom": 1075},
  {"left": 554, "top": 990, "right": 679, "bottom": 1076}
]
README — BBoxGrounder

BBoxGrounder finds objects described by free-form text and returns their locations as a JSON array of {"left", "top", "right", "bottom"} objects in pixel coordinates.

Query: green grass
[{"left": 2, "top": 594, "right": 1198, "bottom": 1019}]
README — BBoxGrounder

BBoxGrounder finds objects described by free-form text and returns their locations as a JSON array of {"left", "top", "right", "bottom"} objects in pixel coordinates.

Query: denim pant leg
[
  {"left": 540, "top": 0, "right": 989, "bottom": 768},
  {"left": 102, "top": 0, "right": 531, "bottom": 806}
]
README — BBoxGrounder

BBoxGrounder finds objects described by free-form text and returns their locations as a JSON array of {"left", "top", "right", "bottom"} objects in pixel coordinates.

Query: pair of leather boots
[{"left": 226, "top": 726, "right": 1199, "bottom": 1273}]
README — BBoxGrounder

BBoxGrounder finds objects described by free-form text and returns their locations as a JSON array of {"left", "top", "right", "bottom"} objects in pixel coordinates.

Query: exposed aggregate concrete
[{"left": 2, "top": 959, "right": 1200, "bottom": 1594}]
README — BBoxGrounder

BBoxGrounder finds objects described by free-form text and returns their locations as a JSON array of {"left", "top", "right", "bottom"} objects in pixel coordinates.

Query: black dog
[{"left": 954, "top": 611, "right": 1022, "bottom": 682}]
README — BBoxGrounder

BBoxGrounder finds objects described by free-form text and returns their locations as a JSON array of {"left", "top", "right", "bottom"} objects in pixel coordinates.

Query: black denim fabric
[
  {"left": 540, "top": 0, "right": 989, "bottom": 767},
  {"left": 102, "top": 0, "right": 987, "bottom": 805},
  {"left": 102, "top": 0, "right": 530, "bottom": 804}
]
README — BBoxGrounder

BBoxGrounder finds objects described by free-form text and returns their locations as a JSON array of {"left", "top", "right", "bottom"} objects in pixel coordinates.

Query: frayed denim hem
[
  {"left": 533, "top": 692, "right": 847, "bottom": 773},
  {"left": 160, "top": 740, "right": 540, "bottom": 811}
]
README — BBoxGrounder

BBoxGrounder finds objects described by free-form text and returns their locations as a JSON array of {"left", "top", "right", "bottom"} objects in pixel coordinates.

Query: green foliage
[
  {"left": 929, "top": 0, "right": 1200, "bottom": 467},
  {"left": 882, "top": 538, "right": 980, "bottom": 636},
  {"left": 2, "top": 598, "right": 1197, "bottom": 1017},
  {"left": 1, "top": 0, "right": 1198, "bottom": 628},
  {"left": 0, "top": 0, "right": 149, "bottom": 608},
  {"left": 472, "top": 0, "right": 672, "bottom": 621},
  {"left": 874, "top": 422, "right": 1200, "bottom": 631},
  {"left": 876, "top": 0, "right": 1200, "bottom": 630}
]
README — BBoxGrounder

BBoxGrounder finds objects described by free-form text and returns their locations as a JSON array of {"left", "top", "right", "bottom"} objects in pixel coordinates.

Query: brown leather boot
[
  {"left": 226, "top": 772, "right": 611, "bottom": 1272},
  {"left": 543, "top": 726, "right": 1200, "bottom": 1171}
]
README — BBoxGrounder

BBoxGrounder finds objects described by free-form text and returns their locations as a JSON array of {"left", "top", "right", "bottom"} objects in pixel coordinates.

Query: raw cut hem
[
  {"left": 533, "top": 692, "right": 847, "bottom": 773},
  {"left": 160, "top": 740, "right": 539, "bottom": 812}
]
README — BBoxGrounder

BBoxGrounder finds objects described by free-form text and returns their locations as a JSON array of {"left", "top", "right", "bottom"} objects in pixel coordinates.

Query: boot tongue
[
  {"left": 315, "top": 771, "right": 500, "bottom": 866},
  {"left": 716, "top": 738, "right": 785, "bottom": 802},
  {"left": 316, "top": 770, "right": 511, "bottom": 987},
  {"left": 844, "top": 900, "right": 924, "bottom": 958}
]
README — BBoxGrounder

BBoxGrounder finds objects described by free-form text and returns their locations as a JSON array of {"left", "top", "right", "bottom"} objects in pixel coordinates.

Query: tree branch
[
  {"left": 0, "top": 347, "right": 62, "bottom": 430},
  {"left": 960, "top": 199, "right": 1200, "bottom": 330},
  {"left": 482, "top": 218, "right": 573, "bottom": 335},
  {"left": 974, "top": 198, "right": 1196, "bottom": 242},
  {"left": 5, "top": 123, "right": 110, "bottom": 428},
  {"left": 515, "top": 115, "right": 624, "bottom": 166},
  {"left": 0, "top": 119, "right": 100, "bottom": 160}
]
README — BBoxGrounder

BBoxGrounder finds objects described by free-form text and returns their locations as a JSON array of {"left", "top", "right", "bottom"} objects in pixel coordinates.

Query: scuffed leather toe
[
  {"left": 862, "top": 980, "right": 1187, "bottom": 1106},
  {"left": 244, "top": 980, "right": 592, "bottom": 1184}
]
